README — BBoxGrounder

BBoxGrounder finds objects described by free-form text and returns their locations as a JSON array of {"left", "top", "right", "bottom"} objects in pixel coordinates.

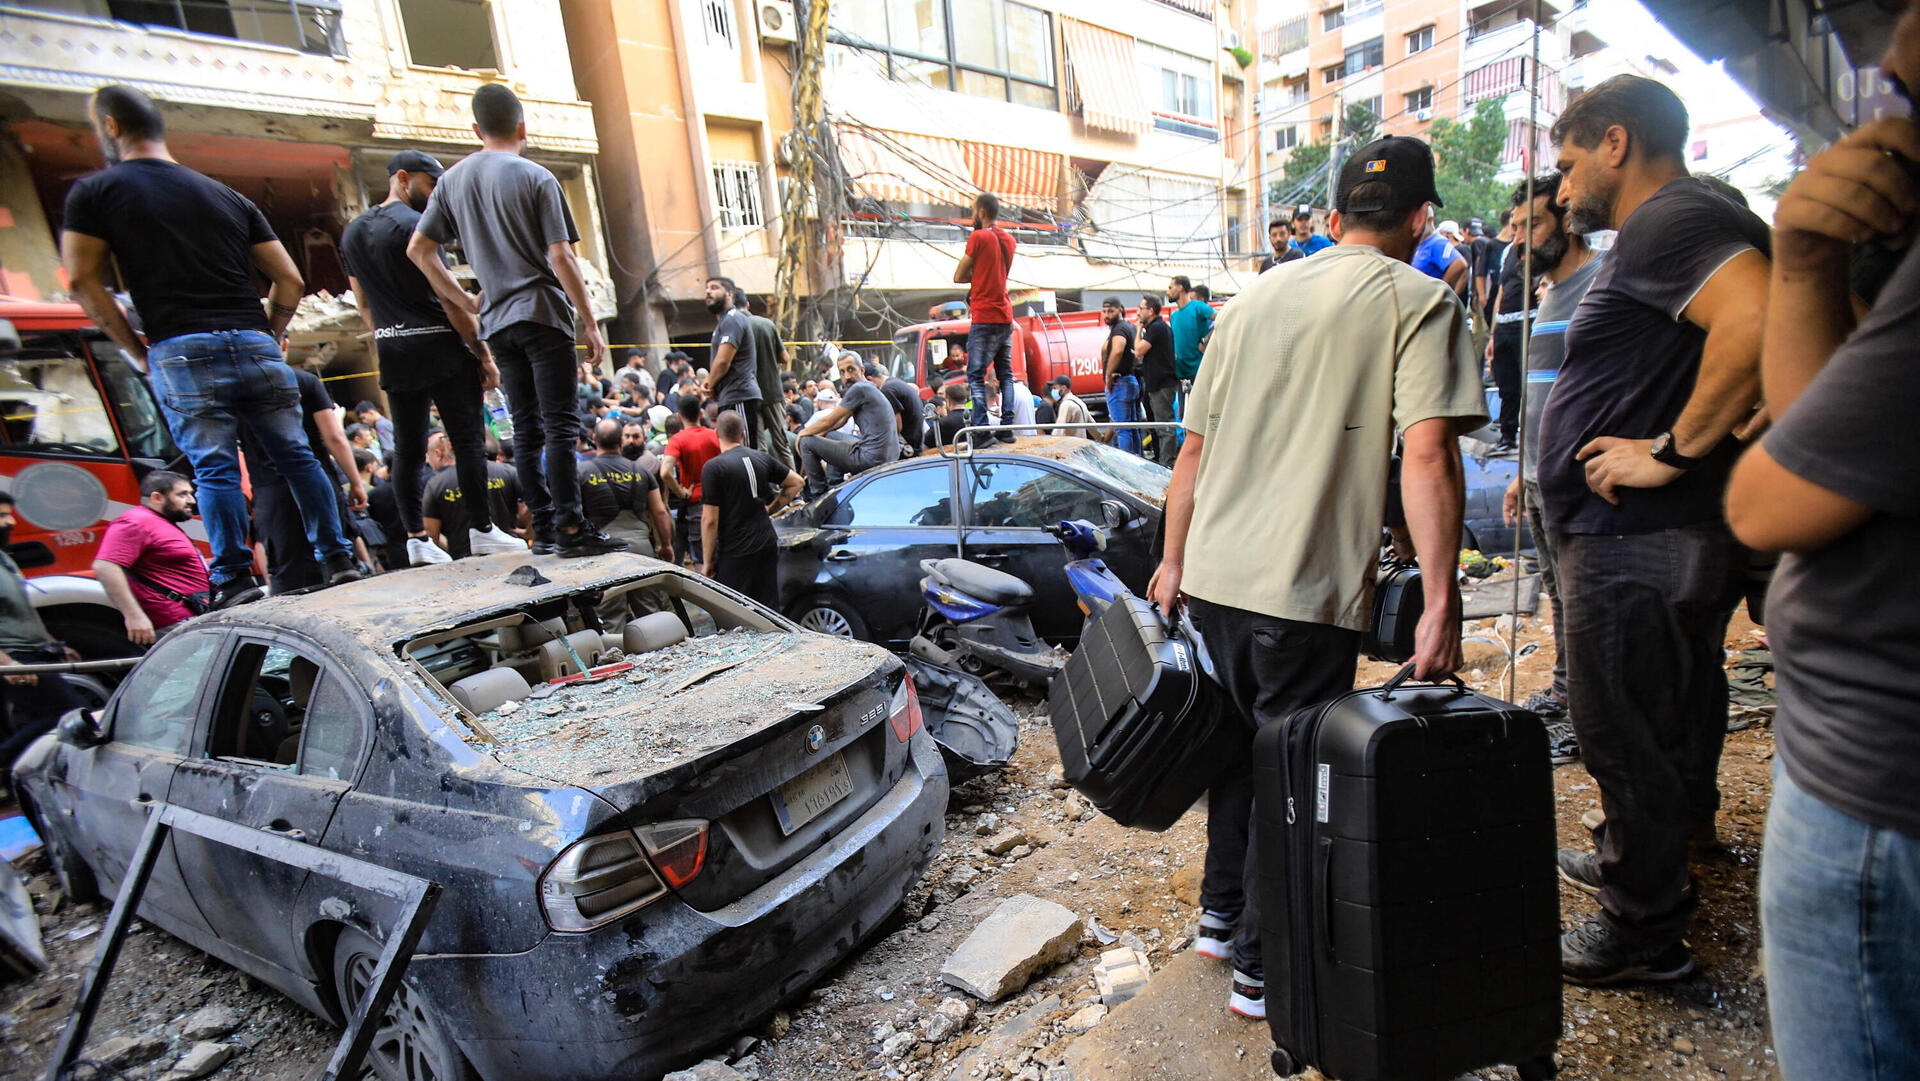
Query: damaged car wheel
[{"left": 332, "top": 929, "right": 475, "bottom": 1081}]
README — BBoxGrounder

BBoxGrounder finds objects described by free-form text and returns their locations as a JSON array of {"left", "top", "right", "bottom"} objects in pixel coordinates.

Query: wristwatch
[{"left": 1649, "top": 430, "right": 1705, "bottom": 470}]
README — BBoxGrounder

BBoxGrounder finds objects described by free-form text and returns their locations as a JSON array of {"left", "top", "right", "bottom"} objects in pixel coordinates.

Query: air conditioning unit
[
  {"left": 757, "top": 0, "right": 797, "bottom": 44},
  {"left": 1219, "top": 27, "right": 1242, "bottom": 49},
  {"left": 1414, "top": 108, "right": 1433, "bottom": 121}
]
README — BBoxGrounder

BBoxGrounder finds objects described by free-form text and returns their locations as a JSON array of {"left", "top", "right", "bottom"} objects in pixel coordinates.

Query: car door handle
[
  {"left": 826, "top": 549, "right": 858, "bottom": 562},
  {"left": 264, "top": 820, "right": 308, "bottom": 843},
  {"left": 972, "top": 551, "right": 1010, "bottom": 564}
]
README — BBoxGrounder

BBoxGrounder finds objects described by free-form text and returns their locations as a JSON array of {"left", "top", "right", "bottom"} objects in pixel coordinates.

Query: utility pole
[{"left": 774, "top": 0, "right": 829, "bottom": 342}]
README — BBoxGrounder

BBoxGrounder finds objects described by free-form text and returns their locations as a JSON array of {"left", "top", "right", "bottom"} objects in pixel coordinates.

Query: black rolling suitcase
[
  {"left": 1254, "top": 665, "right": 1561, "bottom": 1081},
  {"left": 1048, "top": 593, "right": 1238, "bottom": 831}
]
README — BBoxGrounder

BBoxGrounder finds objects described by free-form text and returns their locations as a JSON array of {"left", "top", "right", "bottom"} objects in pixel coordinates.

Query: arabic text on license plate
[{"left": 771, "top": 753, "right": 854, "bottom": 836}]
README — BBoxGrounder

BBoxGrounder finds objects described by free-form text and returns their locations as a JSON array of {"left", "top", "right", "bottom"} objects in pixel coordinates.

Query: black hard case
[
  {"left": 1048, "top": 594, "right": 1237, "bottom": 831},
  {"left": 1365, "top": 562, "right": 1424, "bottom": 664},
  {"left": 1254, "top": 668, "right": 1561, "bottom": 1081}
]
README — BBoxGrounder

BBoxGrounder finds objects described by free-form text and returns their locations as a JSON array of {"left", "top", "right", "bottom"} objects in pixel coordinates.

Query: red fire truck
[{"left": 0, "top": 295, "right": 199, "bottom": 672}]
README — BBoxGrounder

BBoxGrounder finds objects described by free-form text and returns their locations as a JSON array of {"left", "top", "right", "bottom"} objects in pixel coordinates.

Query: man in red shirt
[
  {"left": 661, "top": 393, "right": 721, "bottom": 567},
  {"left": 954, "top": 192, "right": 1017, "bottom": 443},
  {"left": 93, "top": 470, "right": 213, "bottom": 645}
]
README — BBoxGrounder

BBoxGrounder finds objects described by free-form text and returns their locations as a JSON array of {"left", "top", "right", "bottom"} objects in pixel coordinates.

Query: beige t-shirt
[{"left": 1181, "top": 244, "right": 1487, "bottom": 630}]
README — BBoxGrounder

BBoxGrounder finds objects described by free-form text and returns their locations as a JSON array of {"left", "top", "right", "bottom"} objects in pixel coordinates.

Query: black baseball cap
[
  {"left": 386, "top": 150, "right": 445, "bottom": 178},
  {"left": 1336, "top": 136, "right": 1442, "bottom": 214}
]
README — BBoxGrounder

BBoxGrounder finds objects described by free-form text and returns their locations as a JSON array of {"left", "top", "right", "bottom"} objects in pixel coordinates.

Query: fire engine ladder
[{"left": 1035, "top": 311, "right": 1074, "bottom": 388}]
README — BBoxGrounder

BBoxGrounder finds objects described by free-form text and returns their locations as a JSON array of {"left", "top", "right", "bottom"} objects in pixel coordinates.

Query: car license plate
[{"left": 771, "top": 753, "right": 854, "bottom": 836}]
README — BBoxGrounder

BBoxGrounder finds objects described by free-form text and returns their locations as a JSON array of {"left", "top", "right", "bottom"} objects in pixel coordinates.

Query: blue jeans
[
  {"left": 1763, "top": 763, "right": 1920, "bottom": 1080},
  {"left": 965, "top": 322, "right": 1015, "bottom": 431},
  {"left": 1554, "top": 522, "right": 1743, "bottom": 942},
  {"left": 1107, "top": 374, "right": 1141, "bottom": 454},
  {"left": 147, "top": 331, "right": 351, "bottom": 584}
]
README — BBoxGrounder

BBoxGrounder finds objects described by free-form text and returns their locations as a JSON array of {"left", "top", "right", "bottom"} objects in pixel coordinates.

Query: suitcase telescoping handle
[{"left": 1376, "top": 662, "right": 1468, "bottom": 699}]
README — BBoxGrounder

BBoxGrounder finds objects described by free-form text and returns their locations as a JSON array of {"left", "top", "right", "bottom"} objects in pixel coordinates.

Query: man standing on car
[
  {"left": 954, "top": 193, "right": 1017, "bottom": 441},
  {"left": 1101, "top": 298, "right": 1142, "bottom": 454},
  {"left": 343, "top": 149, "right": 523, "bottom": 568},
  {"left": 1538, "top": 75, "right": 1770, "bottom": 985},
  {"left": 61, "top": 84, "right": 359, "bottom": 609},
  {"left": 92, "top": 471, "right": 210, "bottom": 645},
  {"left": 796, "top": 352, "right": 902, "bottom": 498},
  {"left": 702, "top": 411, "right": 804, "bottom": 608},
  {"left": 736, "top": 289, "right": 794, "bottom": 469},
  {"left": 703, "top": 276, "right": 762, "bottom": 449},
  {"left": 579, "top": 417, "right": 675, "bottom": 561},
  {"left": 408, "top": 83, "right": 624, "bottom": 559},
  {"left": 0, "top": 492, "right": 83, "bottom": 771},
  {"left": 1149, "top": 136, "right": 1484, "bottom": 1021},
  {"left": 1136, "top": 295, "right": 1179, "bottom": 463}
]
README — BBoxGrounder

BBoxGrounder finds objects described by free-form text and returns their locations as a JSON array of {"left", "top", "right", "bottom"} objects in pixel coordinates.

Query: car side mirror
[
  {"left": 1099, "top": 500, "right": 1132, "bottom": 531},
  {"left": 58, "top": 708, "right": 107, "bottom": 748}
]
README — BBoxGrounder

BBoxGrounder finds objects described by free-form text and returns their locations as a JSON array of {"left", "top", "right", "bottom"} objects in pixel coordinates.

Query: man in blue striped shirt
[{"left": 1500, "top": 171, "right": 1602, "bottom": 761}]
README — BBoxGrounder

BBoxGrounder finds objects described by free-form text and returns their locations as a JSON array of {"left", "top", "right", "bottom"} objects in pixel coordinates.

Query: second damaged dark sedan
[{"left": 13, "top": 555, "right": 947, "bottom": 1080}]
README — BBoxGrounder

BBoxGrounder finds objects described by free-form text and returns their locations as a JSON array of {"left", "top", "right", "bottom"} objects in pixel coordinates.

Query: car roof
[{"left": 204, "top": 553, "right": 674, "bottom": 649}]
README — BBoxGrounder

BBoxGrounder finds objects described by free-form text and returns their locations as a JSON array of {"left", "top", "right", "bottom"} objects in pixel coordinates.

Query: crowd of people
[{"left": 0, "top": 34, "right": 1913, "bottom": 1075}]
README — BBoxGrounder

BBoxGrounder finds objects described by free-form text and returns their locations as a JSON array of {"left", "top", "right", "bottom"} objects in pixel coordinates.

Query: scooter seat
[{"left": 930, "top": 558, "right": 1033, "bottom": 607}]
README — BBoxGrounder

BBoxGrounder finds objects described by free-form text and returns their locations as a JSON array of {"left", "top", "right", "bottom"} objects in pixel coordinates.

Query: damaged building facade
[{"left": 0, "top": 0, "right": 608, "bottom": 406}]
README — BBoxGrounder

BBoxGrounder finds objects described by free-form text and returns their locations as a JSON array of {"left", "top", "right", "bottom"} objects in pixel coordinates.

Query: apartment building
[
  {"left": 0, "top": 0, "right": 605, "bottom": 400},
  {"left": 1259, "top": 0, "right": 1577, "bottom": 207}
]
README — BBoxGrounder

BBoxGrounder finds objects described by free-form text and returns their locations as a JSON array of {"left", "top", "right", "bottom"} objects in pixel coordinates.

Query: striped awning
[
  {"left": 837, "top": 127, "right": 977, "bottom": 208},
  {"left": 963, "top": 142, "right": 1062, "bottom": 209},
  {"left": 1060, "top": 19, "right": 1152, "bottom": 137}
]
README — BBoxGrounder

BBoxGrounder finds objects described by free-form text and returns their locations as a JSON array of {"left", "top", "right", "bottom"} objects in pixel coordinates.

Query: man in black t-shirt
[
  {"left": 60, "top": 84, "right": 357, "bottom": 607},
  {"left": 867, "top": 362, "right": 925, "bottom": 458},
  {"left": 578, "top": 418, "right": 674, "bottom": 560},
  {"left": 421, "top": 432, "right": 525, "bottom": 558},
  {"left": 1100, "top": 298, "right": 1142, "bottom": 454},
  {"left": 1539, "top": 76, "right": 1772, "bottom": 986},
  {"left": 1133, "top": 295, "right": 1178, "bottom": 464},
  {"left": 700, "top": 412, "right": 803, "bottom": 608},
  {"left": 1485, "top": 219, "right": 1534, "bottom": 451},
  {"left": 240, "top": 367, "right": 365, "bottom": 594},
  {"left": 931, "top": 383, "right": 971, "bottom": 447},
  {"left": 342, "top": 149, "right": 524, "bottom": 568}
]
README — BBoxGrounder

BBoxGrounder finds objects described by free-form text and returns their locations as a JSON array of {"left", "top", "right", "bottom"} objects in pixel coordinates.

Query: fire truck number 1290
[
  {"left": 1068, "top": 357, "right": 1101, "bottom": 377},
  {"left": 52, "top": 530, "right": 97, "bottom": 547}
]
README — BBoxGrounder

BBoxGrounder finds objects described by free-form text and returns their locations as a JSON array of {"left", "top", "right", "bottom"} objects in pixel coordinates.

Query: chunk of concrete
[
  {"left": 90, "top": 1034, "right": 168, "bottom": 1069},
  {"left": 663, "top": 1061, "right": 747, "bottom": 1081},
  {"left": 941, "top": 895, "right": 1084, "bottom": 1001},
  {"left": 1094, "top": 946, "right": 1152, "bottom": 1006},
  {"left": 180, "top": 1004, "right": 245, "bottom": 1042},
  {"left": 164, "top": 1041, "right": 233, "bottom": 1081},
  {"left": 982, "top": 828, "right": 1028, "bottom": 856},
  {"left": 1063, "top": 1004, "right": 1107, "bottom": 1033},
  {"left": 922, "top": 996, "right": 974, "bottom": 1043}
]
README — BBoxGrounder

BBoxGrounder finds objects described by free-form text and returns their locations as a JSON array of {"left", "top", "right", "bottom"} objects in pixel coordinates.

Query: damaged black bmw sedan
[{"left": 12, "top": 555, "right": 948, "bottom": 1080}]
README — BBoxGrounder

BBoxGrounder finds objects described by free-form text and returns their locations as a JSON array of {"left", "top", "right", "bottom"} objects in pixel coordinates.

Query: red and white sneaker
[
  {"left": 1193, "top": 910, "right": 1235, "bottom": 961},
  {"left": 1229, "top": 970, "right": 1266, "bottom": 1020}
]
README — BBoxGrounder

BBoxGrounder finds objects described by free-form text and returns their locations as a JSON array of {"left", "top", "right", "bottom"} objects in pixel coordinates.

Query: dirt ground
[{"left": 1, "top": 603, "right": 1780, "bottom": 1081}]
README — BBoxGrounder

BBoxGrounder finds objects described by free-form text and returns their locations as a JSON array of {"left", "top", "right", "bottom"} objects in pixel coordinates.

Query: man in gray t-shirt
[
  {"left": 407, "top": 84, "right": 622, "bottom": 557},
  {"left": 703, "top": 275, "right": 761, "bottom": 449},
  {"left": 793, "top": 351, "right": 901, "bottom": 498}
]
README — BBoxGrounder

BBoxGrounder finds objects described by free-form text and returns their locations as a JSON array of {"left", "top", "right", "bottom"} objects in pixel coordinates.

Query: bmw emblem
[{"left": 805, "top": 724, "right": 827, "bottom": 754}]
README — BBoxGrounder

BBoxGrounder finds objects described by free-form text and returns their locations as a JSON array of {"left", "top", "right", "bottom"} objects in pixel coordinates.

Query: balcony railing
[{"left": 13, "top": 0, "right": 346, "bottom": 57}]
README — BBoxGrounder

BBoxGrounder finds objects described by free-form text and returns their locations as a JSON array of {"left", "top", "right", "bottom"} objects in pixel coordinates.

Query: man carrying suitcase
[{"left": 1149, "top": 136, "right": 1486, "bottom": 1019}]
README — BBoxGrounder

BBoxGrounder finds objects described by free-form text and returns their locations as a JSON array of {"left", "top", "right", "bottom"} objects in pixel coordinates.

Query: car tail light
[
  {"left": 539, "top": 830, "right": 667, "bottom": 932},
  {"left": 635, "top": 819, "right": 709, "bottom": 889},
  {"left": 887, "top": 675, "right": 923, "bottom": 743}
]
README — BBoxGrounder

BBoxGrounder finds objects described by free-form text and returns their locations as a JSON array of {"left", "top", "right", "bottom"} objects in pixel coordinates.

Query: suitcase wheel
[
  {"left": 1268, "top": 1048, "right": 1299, "bottom": 1077},
  {"left": 1516, "top": 1054, "right": 1559, "bottom": 1081}
]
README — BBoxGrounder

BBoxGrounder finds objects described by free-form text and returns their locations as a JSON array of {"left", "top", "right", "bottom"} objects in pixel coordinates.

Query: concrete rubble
[
  {"left": 1094, "top": 946, "right": 1152, "bottom": 1006},
  {"left": 163, "top": 1040, "right": 234, "bottom": 1081},
  {"left": 179, "top": 1004, "right": 245, "bottom": 1042},
  {"left": 88, "top": 1032, "right": 168, "bottom": 1068},
  {"left": 663, "top": 1060, "right": 748, "bottom": 1081},
  {"left": 941, "top": 894, "right": 1083, "bottom": 1001}
]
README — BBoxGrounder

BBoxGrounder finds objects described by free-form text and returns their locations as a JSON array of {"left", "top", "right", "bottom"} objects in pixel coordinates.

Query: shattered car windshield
[{"left": 1059, "top": 441, "right": 1171, "bottom": 504}]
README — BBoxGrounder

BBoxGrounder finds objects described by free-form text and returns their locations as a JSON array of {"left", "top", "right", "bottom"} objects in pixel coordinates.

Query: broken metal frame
[{"left": 45, "top": 804, "right": 440, "bottom": 1081}]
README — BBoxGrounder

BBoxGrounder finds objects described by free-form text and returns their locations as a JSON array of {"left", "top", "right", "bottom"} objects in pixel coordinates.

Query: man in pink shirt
[{"left": 94, "top": 471, "right": 212, "bottom": 645}]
